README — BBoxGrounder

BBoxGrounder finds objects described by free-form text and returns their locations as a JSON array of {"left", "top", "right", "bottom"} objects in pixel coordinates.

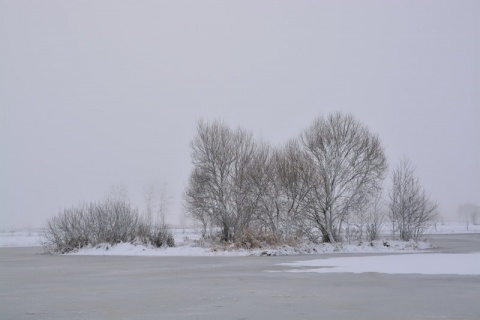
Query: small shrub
[
  {"left": 344, "top": 226, "right": 360, "bottom": 244},
  {"left": 367, "top": 223, "right": 381, "bottom": 241},
  {"left": 148, "top": 224, "right": 175, "bottom": 248},
  {"left": 258, "top": 233, "right": 280, "bottom": 246},
  {"left": 234, "top": 229, "right": 262, "bottom": 249}
]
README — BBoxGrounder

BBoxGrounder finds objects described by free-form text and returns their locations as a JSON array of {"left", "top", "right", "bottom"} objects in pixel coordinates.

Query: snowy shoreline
[
  {"left": 63, "top": 238, "right": 434, "bottom": 257},
  {"left": 1, "top": 222, "right": 478, "bottom": 256}
]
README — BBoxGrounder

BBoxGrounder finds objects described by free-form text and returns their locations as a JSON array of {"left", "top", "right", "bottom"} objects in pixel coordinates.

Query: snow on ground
[
  {"left": 0, "top": 222, "right": 478, "bottom": 256},
  {"left": 276, "top": 252, "right": 480, "bottom": 275},
  {"left": 67, "top": 238, "right": 433, "bottom": 257},
  {"left": 0, "top": 229, "right": 43, "bottom": 247},
  {"left": 426, "top": 221, "right": 480, "bottom": 234},
  {"left": 0, "top": 227, "right": 433, "bottom": 256}
]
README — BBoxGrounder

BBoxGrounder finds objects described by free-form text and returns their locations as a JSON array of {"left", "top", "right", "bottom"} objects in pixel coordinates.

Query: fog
[{"left": 1, "top": 1, "right": 479, "bottom": 228}]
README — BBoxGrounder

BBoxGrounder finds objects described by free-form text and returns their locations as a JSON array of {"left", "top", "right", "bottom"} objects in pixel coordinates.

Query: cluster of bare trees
[
  {"left": 43, "top": 197, "right": 174, "bottom": 254},
  {"left": 184, "top": 113, "right": 390, "bottom": 244},
  {"left": 388, "top": 158, "right": 439, "bottom": 240},
  {"left": 43, "top": 113, "right": 439, "bottom": 252},
  {"left": 185, "top": 113, "right": 440, "bottom": 244}
]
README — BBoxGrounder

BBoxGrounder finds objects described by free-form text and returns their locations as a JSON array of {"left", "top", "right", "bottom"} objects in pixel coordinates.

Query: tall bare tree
[
  {"left": 301, "top": 112, "right": 387, "bottom": 242},
  {"left": 184, "top": 167, "right": 212, "bottom": 238},
  {"left": 389, "top": 158, "right": 438, "bottom": 240},
  {"left": 249, "top": 140, "right": 312, "bottom": 241},
  {"left": 243, "top": 142, "right": 275, "bottom": 235},
  {"left": 272, "top": 140, "right": 314, "bottom": 240},
  {"left": 184, "top": 120, "right": 258, "bottom": 241}
]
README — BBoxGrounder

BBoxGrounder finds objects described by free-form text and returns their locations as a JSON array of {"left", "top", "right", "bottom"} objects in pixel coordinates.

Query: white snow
[
  {"left": 68, "top": 242, "right": 252, "bottom": 257},
  {"left": 3, "top": 224, "right": 478, "bottom": 276},
  {"left": 0, "top": 229, "right": 43, "bottom": 247},
  {"left": 64, "top": 239, "right": 433, "bottom": 257},
  {"left": 276, "top": 252, "right": 480, "bottom": 275},
  {"left": 0, "top": 222, "right": 478, "bottom": 257},
  {"left": 425, "top": 221, "right": 480, "bottom": 234}
]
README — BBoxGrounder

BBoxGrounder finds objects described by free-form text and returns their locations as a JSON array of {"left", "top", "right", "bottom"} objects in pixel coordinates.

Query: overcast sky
[{"left": 1, "top": 1, "right": 479, "bottom": 228}]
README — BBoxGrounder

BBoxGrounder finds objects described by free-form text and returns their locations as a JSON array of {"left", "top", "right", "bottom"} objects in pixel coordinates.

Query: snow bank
[
  {"left": 276, "top": 252, "right": 480, "bottom": 275},
  {"left": 67, "top": 239, "right": 433, "bottom": 257}
]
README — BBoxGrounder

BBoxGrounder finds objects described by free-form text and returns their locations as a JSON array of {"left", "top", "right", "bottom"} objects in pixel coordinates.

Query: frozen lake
[{"left": 1, "top": 233, "right": 479, "bottom": 319}]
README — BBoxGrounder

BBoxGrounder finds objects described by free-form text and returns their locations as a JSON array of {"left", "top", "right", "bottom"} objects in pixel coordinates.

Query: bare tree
[
  {"left": 365, "top": 193, "right": 386, "bottom": 241},
  {"left": 458, "top": 203, "right": 480, "bottom": 231},
  {"left": 184, "top": 120, "right": 258, "bottom": 242},
  {"left": 157, "top": 184, "right": 173, "bottom": 225},
  {"left": 144, "top": 182, "right": 173, "bottom": 225},
  {"left": 347, "top": 192, "right": 386, "bottom": 242},
  {"left": 271, "top": 140, "right": 313, "bottom": 240},
  {"left": 388, "top": 158, "right": 438, "bottom": 241},
  {"left": 144, "top": 184, "right": 155, "bottom": 224},
  {"left": 184, "top": 167, "right": 213, "bottom": 238},
  {"left": 243, "top": 142, "right": 275, "bottom": 236},
  {"left": 300, "top": 112, "right": 387, "bottom": 242},
  {"left": 235, "top": 139, "right": 314, "bottom": 243}
]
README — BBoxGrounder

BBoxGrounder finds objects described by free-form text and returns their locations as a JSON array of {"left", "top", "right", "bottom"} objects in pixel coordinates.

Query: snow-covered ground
[
  {"left": 0, "top": 229, "right": 43, "bottom": 247},
  {"left": 275, "top": 252, "right": 480, "bottom": 275},
  {"left": 0, "top": 222, "right": 478, "bottom": 257},
  {"left": 64, "top": 238, "right": 433, "bottom": 257},
  {"left": 425, "top": 221, "right": 480, "bottom": 234}
]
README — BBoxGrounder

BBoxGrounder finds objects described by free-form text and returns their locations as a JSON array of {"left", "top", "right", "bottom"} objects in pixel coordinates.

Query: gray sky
[{"left": 1, "top": 1, "right": 479, "bottom": 228}]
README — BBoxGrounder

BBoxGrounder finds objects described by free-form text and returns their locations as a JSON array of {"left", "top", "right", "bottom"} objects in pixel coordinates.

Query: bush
[
  {"left": 42, "top": 198, "right": 174, "bottom": 254},
  {"left": 232, "top": 229, "right": 300, "bottom": 249},
  {"left": 234, "top": 229, "right": 262, "bottom": 249},
  {"left": 146, "top": 224, "right": 175, "bottom": 248}
]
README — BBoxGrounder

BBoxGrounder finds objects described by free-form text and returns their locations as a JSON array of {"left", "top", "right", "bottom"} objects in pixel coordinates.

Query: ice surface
[{"left": 277, "top": 252, "right": 480, "bottom": 275}]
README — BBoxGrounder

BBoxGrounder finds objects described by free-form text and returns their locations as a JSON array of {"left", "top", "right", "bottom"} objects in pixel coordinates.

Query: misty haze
[{"left": 1, "top": 1, "right": 479, "bottom": 320}]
